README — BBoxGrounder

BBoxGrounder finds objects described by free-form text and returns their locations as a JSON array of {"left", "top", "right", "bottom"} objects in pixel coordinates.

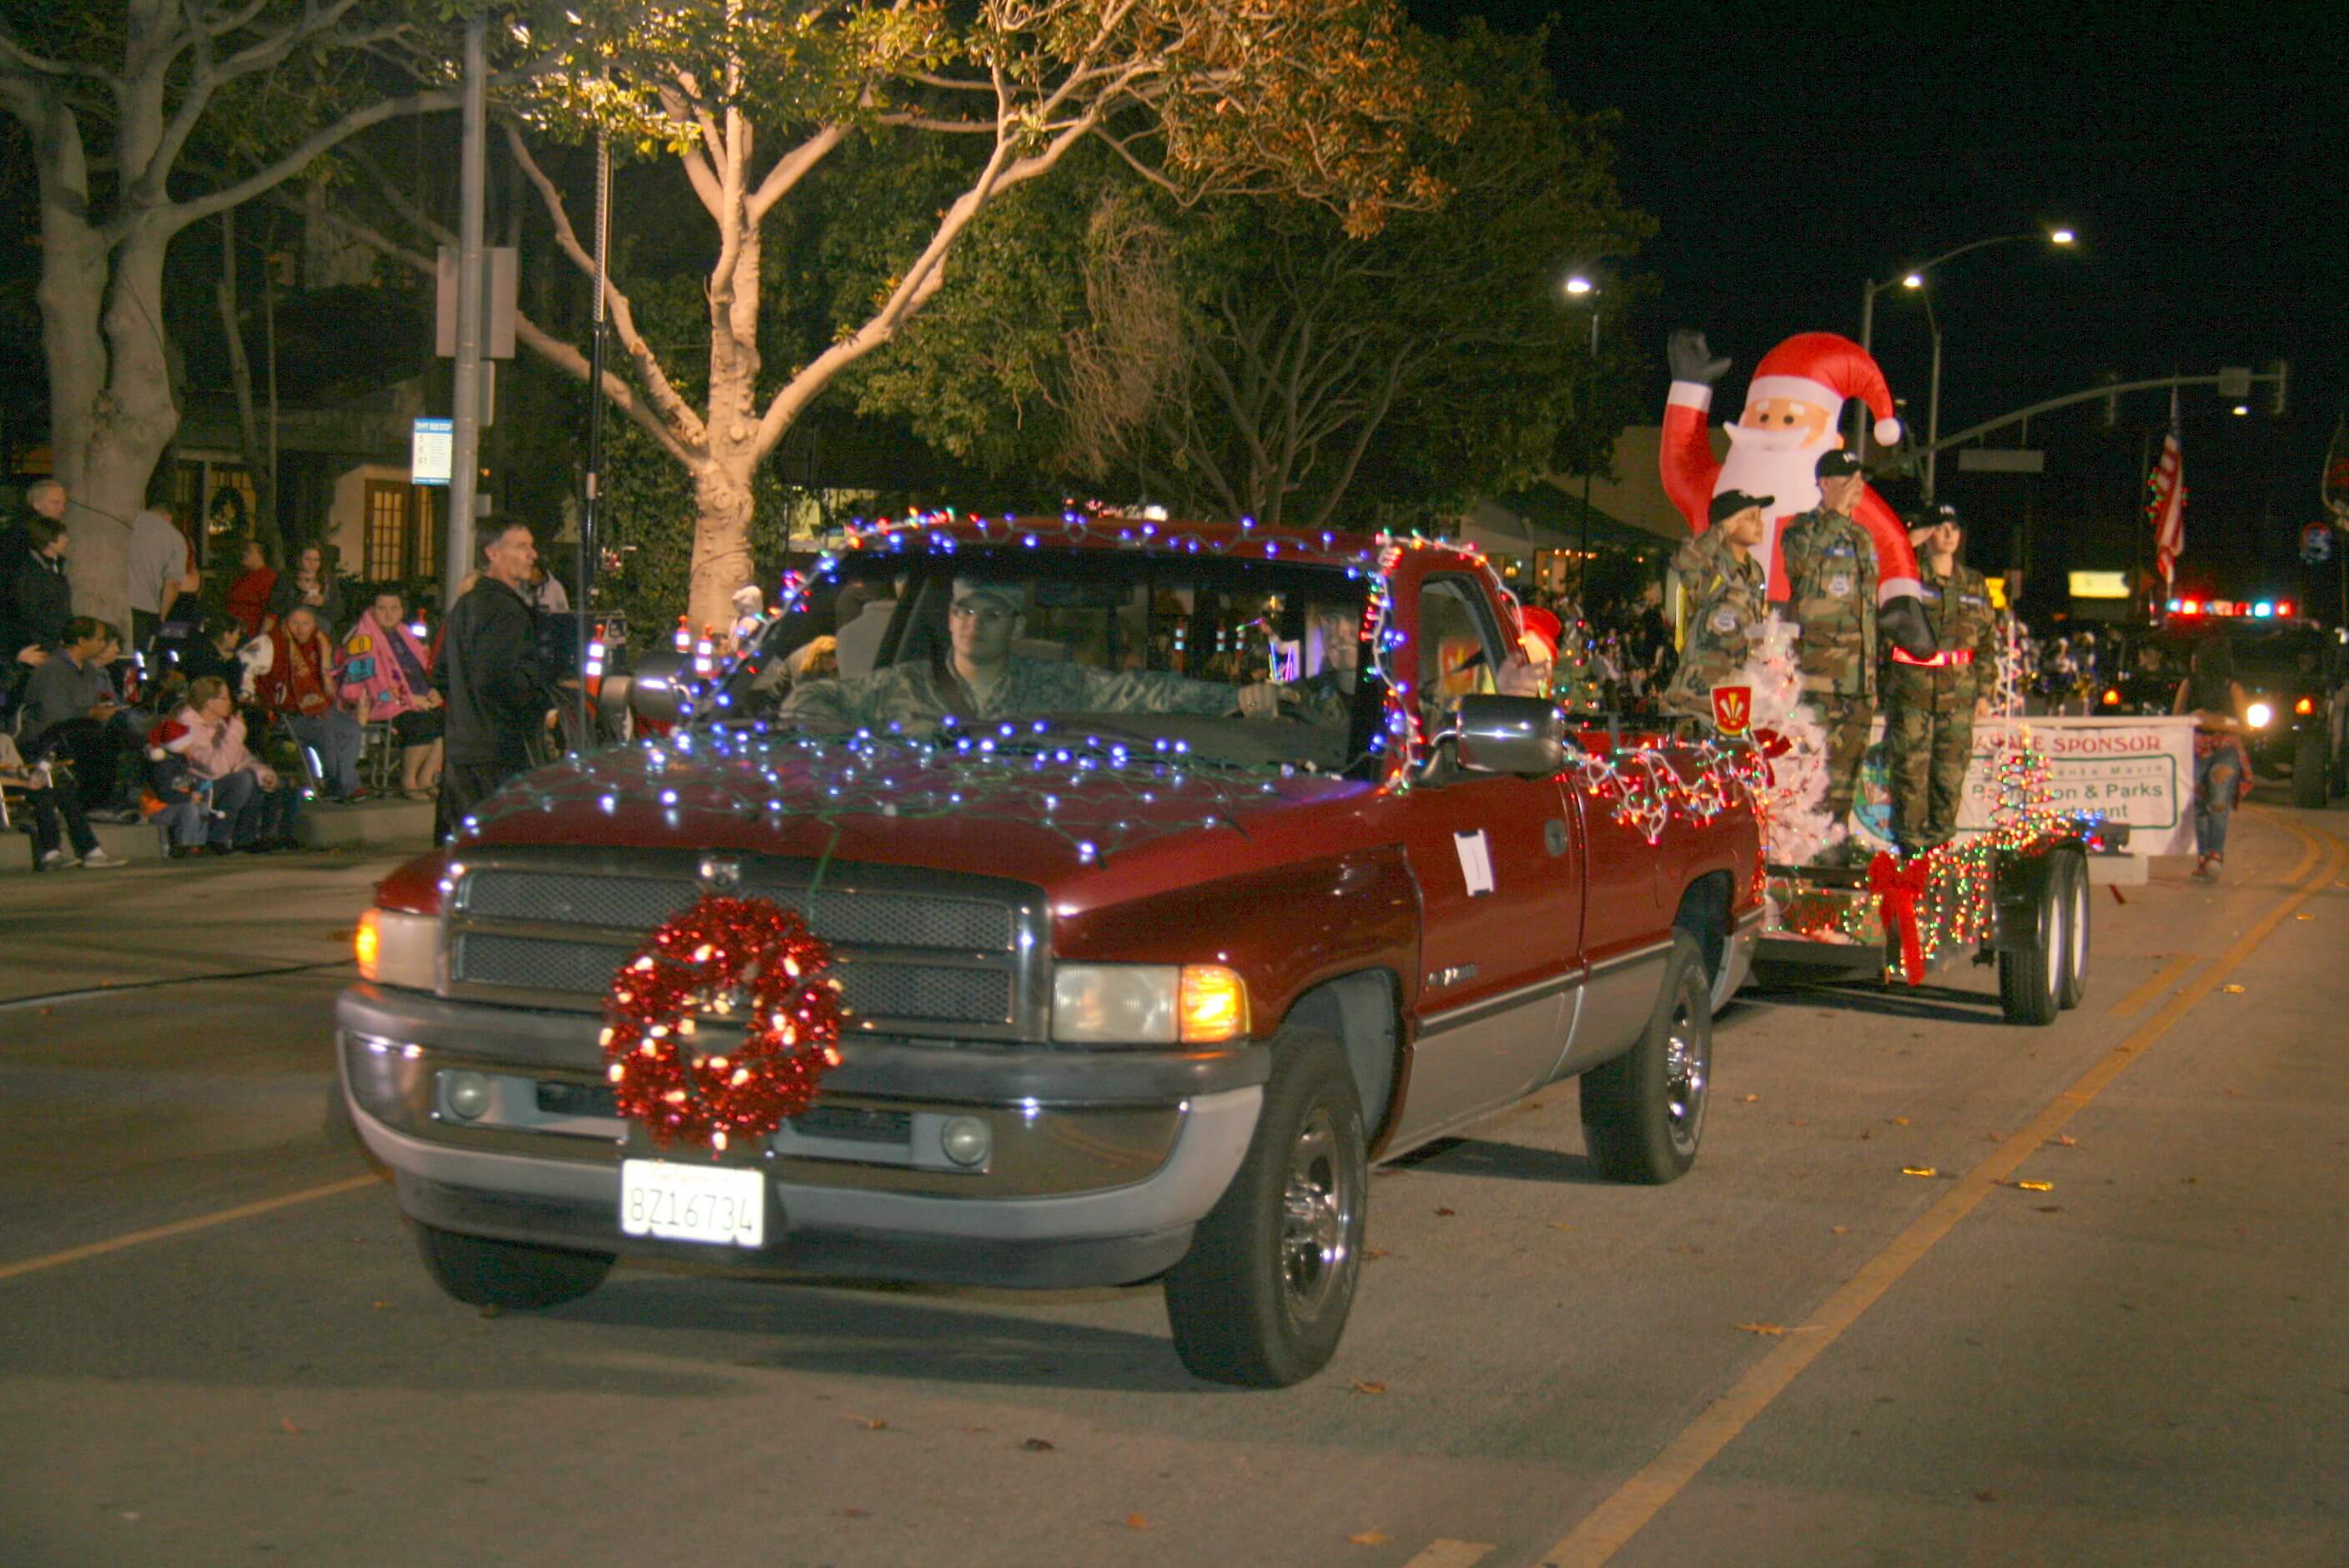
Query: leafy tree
[
  {"left": 850, "top": 23, "right": 1652, "bottom": 530},
  {"left": 0, "top": 0, "right": 481, "bottom": 626},
  {"left": 391, "top": 0, "right": 1462, "bottom": 631}
]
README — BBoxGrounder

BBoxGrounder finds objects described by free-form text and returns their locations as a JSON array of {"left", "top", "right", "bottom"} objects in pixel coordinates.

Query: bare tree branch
[{"left": 158, "top": 84, "right": 463, "bottom": 237}]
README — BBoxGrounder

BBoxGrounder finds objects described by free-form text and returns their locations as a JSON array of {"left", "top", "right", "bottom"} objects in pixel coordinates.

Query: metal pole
[
  {"left": 1855, "top": 280, "right": 1876, "bottom": 461},
  {"left": 441, "top": 11, "right": 487, "bottom": 609},
  {"left": 1580, "top": 307, "right": 1598, "bottom": 601},
  {"left": 1924, "top": 321, "right": 1944, "bottom": 503},
  {"left": 577, "top": 123, "right": 610, "bottom": 746}
]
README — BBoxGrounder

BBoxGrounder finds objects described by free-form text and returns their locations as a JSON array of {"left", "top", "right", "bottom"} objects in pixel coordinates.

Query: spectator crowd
[{"left": 0, "top": 480, "right": 455, "bottom": 871}]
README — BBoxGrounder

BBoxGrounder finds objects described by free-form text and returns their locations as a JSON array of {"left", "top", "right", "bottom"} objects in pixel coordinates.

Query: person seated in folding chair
[
  {"left": 341, "top": 590, "right": 445, "bottom": 801},
  {"left": 163, "top": 676, "right": 300, "bottom": 853},
  {"left": 0, "top": 726, "right": 119, "bottom": 871},
  {"left": 241, "top": 605, "right": 368, "bottom": 802},
  {"left": 141, "top": 706, "right": 219, "bottom": 859}
]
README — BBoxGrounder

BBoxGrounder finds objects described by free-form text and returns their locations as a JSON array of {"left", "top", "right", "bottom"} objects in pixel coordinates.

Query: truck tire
[
  {"left": 2055, "top": 851, "right": 2090, "bottom": 1011},
  {"left": 1164, "top": 1033, "right": 1366, "bottom": 1388},
  {"left": 2293, "top": 732, "right": 2328, "bottom": 809},
  {"left": 414, "top": 1223, "right": 614, "bottom": 1310},
  {"left": 1579, "top": 932, "right": 1712, "bottom": 1185},
  {"left": 1998, "top": 857, "right": 2063, "bottom": 1027}
]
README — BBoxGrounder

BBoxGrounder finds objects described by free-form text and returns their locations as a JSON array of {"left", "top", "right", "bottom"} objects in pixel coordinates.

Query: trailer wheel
[
  {"left": 1999, "top": 859, "right": 2063, "bottom": 1027},
  {"left": 1164, "top": 1033, "right": 1366, "bottom": 1388},
  {"left": 2055, "top": 851, "right": 2090, "bottom": 1011},
  {"left": 1580, "top": 932, "right": 1713, "bottom": 1184},
  {"left": 414, "top": 1224, "right": 613, "bottom": 1309},
  {"left": 2293, "top": 732, "right": 2328, "bottom": 809}
]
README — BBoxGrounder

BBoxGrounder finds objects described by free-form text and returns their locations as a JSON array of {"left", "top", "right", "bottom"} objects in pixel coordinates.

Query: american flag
[{"left": 2145, "top": 428, "right": 2185, "bottom": 583}]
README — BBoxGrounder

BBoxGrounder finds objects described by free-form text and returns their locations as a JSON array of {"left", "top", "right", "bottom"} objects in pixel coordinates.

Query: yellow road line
[
  {"left": 0, "top": 1173, "right": 383, "bottom": 1285},
  {"left": 2106, "top": 952, "right": 2200, "bottom": 1018},
  {"left": 1540, "top": 815, "right": 2341, "bottom": 1568},
  {"left": 1401, "top": 1542, "right": 1496, "bottom": 1568}
]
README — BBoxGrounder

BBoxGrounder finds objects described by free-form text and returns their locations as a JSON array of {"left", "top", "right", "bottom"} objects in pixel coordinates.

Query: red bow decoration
[
  {"left": 1868, "top": 850, "right": 1931, "bottom": 985},
  {"left": 1748, "top": 726, "right": 1793, "bottom": 785}
]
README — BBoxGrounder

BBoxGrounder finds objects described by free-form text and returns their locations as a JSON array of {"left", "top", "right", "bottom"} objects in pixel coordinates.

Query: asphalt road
[{"left": 3, "top": 801, "right": 2344, "bottom": 1568}]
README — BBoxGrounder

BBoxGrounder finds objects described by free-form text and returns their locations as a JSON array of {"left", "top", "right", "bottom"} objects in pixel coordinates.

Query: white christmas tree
[{"left": 1732, "top": 615, "right": 1836, "bottom": 867}]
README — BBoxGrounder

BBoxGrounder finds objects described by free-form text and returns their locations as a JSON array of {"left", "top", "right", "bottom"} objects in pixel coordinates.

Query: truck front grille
[{"left": 442, "top": 852, "right": 1042, "bottom": 1041}]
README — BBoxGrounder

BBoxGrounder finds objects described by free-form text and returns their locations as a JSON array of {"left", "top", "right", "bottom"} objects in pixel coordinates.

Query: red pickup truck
[{"left": 340, "top": 516, "right": 1764, "bottom": 1385}]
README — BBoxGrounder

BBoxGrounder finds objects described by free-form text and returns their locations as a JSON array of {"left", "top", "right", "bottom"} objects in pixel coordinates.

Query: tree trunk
[
  {"left": 57, "top": 220, "right": 179, "bottom": 631},
  {"left": 689, "top": 460, "right": 755, "bottom": 637}
]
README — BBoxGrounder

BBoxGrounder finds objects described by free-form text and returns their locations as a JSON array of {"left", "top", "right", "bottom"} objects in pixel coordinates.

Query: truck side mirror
[
  {"left": 1453, "top": 695, "right": 1564, "bottom": 777},
  {"left": 627, "top": 650, "right": 687, "bottom": 726}
]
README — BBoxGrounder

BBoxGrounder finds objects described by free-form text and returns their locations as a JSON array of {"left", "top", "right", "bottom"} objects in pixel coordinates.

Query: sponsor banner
[{"left": 1849, "top": 715, "right": 2195, "bottom": 857}]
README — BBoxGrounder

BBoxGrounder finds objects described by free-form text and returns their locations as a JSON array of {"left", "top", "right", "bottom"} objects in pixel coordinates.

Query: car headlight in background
[
  {"left": 2296, "top": 696, "right": 2316, "bottom": 716},
  {"left": 356, "top": 907, "right": 440, "bottom": 989},
  {"left": 1051, "top": 963, "right": 1252, "bottom": 1045},
  {"left": 2246, "top": 701, "right": 2275, "bottom": 730}
]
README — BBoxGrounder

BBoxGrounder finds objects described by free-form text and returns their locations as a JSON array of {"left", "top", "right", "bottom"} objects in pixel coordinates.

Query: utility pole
[{"left": 440, "top": 10, "right": 488, "bottom": 607}]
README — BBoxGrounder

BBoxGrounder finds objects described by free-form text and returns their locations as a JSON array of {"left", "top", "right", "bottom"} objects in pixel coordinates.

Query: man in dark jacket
[{"left": 436, "top": 521, "right": 559, "bottom": 841}]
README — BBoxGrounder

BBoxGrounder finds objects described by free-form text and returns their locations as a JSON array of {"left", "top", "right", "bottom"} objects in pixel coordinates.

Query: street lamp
[
  {"left": 1856, "top": 227, "right": 2077, "bottom": 460},
  {"left": 1563, "top": 275, "right": 1603, "bottom": 591}
]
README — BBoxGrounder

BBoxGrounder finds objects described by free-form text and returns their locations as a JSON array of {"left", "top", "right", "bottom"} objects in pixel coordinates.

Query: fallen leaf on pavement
[
  {"left": 2054, "top": 1134, "right": 2078, "bottom": 1148},
  {"left": 1124, "top": 1514, "right": 1150, "bottom": 1531},
  {"left": 1347, "top": 1530, "right": 1392, "bottom": 1546},
  {"left": 1900, "top": 1167, "right": 1939, "bottom": 1179},
  {"left": 1742, "top": 1093, "right": 1760, "bottom": 1103},
  {"left": 1891, "top": 1116, "right": 1910, "bottom": 1126},
  {"left": 1020, "top": 1437, "right": 1056, "bottom": 1452},
  {"left": 1351, "top": 1380, "right": 1388, "bottom": 1395},
  {"left": 2296, "top": 913, "right": 2314, "bottom": 921},
  {"left": 1434, "top": 1206, "right": 1456, "bottom": 1217},
  {"left": 280, "top": 1417, "right": 300, "bottom": 1435},
  {"left": 2221, "top": 984, "right": 2246, "bottom": 994},
  {"left": 478, "top": 1304, "right": 500, "bottom": 1319},
  {"left": 1734, "top": 1323, "right": 1788, "bottom": 1336},
  {"left": 1831, "top": 1226, "right": 1850, "bottom": 1235},
  {"left": 1363, "top": 1247, "right": 1390, "bottom": 1259},
  {"left": 1974, "top": 1490, "right": 1997, "bottom": 1504},
  {"left": 1982, "top": 1133, "right": 2003, "bottom": 1143},
  {"left": 2035, "top": 1205, "right": 2063, "bottom": 1213},
  {"left": 853, "top": 1417, "right": 888, "bottom": 1430},
  {"left": 837, "top": 1508, "right": 869, "bottom": 1519}
]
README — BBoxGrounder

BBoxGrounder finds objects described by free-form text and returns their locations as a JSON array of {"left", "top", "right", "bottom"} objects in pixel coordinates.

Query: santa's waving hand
[{"left": 1660, "top": 329, "right": 1937, "bottom": 660}]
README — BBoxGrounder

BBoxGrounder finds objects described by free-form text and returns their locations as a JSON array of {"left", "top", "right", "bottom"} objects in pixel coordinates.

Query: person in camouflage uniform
[
  {"left": 1884, "top": 503, "right": 2000, "bottom": 852},
  {"left": 780, "top": 577, "right": 1285, "bottom": 734},
  {"left": 1662, "top": 490, "right": 1771, "bottom": 726},
  {"left": 1779, "top": 450, "right": 1879, "bottom": 822}
]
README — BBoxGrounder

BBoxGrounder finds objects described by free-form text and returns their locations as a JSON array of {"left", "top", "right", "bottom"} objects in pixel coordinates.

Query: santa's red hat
[{"left": 1747, "top": 332, "right": 1902, "bottom": 447}]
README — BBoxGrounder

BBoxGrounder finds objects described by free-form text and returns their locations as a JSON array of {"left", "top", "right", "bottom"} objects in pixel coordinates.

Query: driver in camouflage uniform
[
  {"left": 1662, "top": 490, "right": 1770, "bottom": 726},
  {"left": 1884, "top": 504, "right": 2000, "bottom": 853},
  {"left": 1779, "top": 450, "right": 1878, "bottom": 825},
  {"left": 781, "top": 578, "right": 1285, "bottom": 733}
]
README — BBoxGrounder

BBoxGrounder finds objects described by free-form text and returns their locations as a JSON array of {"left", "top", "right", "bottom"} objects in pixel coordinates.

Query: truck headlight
[
  {"left": 357, "top": 907, "right": 439, "bottom": 990},
  {"left": 1051, "top": 963, "right": 1251, "bottom": 1046},
  {"left": 2246, "top": 701, "right": 2274, "bottom": 730}
]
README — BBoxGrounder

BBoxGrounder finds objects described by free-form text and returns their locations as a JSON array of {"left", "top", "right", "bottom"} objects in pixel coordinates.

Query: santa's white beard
[{"left": 1716, "top": 421, "right": 1830, "bottom": 521}]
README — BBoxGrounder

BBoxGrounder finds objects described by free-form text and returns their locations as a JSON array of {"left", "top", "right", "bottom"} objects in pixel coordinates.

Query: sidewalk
[{"left": 1, "top": 795, "right": 433, "bottom": 875}]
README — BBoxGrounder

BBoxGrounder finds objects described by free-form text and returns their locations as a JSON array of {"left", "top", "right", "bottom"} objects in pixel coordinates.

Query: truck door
[{"left": 1380, "top": 570, "right": 1584, "bottom": 1150}]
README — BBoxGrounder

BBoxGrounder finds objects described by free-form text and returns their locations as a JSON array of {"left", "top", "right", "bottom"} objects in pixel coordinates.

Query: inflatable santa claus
[{"left": 1659, "top": 329, "right": 1935, "bottom": 657}]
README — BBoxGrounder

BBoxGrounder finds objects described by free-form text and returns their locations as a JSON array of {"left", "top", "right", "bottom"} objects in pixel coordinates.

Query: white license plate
[{"left": 619, "top": 1159, "right": 766, "bottom": 1248}]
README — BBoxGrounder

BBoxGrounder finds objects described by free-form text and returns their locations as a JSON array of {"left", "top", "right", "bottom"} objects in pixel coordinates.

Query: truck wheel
[
  {"left": 1999, "top": 859, "right": 2063, "bottom": 1027},
  {"left": 2293, "top": 732, "right": 2328, "bottom": 809},
  {"left": 1579, "top": 932, "right": 1712, "bottom": 1185},
  {"left": 414, "top": 1223, "right": 614, "bottom": 1310},
  {"left": 2055, "top": 852, "right": 2091, "bottom": 1010},
  {"left": 1164, "top": 1033, "right": 1366, "bottom": 1388}
]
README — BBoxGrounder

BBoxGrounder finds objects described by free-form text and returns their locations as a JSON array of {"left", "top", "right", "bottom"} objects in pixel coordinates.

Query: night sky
[{"left": 1411, "top": 0, "right": 2349, "bottom": 617}]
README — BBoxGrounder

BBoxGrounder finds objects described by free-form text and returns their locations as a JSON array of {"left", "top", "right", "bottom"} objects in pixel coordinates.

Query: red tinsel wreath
[{"left": 601, "top": 893, "right": 844, "bottom": 1152}]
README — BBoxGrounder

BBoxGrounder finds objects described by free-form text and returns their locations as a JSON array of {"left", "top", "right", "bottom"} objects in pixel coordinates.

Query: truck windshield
[{"left": 708, "top": 548, "right": 1382, "bottom": 775}]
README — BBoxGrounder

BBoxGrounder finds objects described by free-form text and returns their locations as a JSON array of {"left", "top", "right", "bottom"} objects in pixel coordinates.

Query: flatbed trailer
[{"left": 1751, "top": 827, "right": 2097, "bottom": 1025}]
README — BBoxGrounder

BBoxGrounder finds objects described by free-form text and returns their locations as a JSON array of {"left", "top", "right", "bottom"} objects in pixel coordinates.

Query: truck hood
[{"left": 455, "top": 736, "right": 1384, "bottom": 903}]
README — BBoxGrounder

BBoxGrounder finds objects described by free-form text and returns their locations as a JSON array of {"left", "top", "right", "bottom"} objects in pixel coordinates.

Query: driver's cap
[{"left": 951, "top": 577, "right": 1023, "bottom": 615}]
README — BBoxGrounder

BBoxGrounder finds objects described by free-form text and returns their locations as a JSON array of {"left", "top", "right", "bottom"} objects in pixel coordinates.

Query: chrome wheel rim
[
  {"left": 2044, "top": 887, "right": 2066, "bottom": 1003},
  {"left": 1663, "top": 1001, "right": 1708, "bottom": 1155},
  {"left": 1278, "top": 1108, "right": 1354, "bottom": 1324},
  {"left": 2069, "top": 874, "right": 2090, "bottom": 986}
]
